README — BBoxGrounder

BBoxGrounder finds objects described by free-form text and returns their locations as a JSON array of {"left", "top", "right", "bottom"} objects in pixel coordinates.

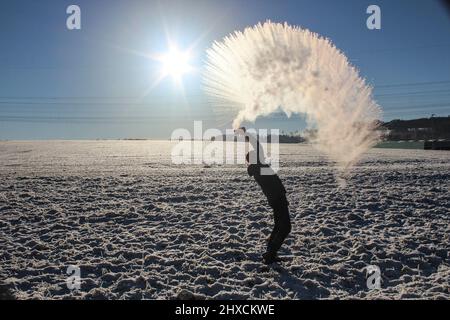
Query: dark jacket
[{"left": 247, "top": 164, "right": 287, "bottom": 207}]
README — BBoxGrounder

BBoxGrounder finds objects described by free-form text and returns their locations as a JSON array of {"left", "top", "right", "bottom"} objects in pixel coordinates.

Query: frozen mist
[
  {"left": 204, "top": 21, "right": 382, "bottom": 173},
  {"left": 0, "top": 141, "right": 449, "bottom": 299}
]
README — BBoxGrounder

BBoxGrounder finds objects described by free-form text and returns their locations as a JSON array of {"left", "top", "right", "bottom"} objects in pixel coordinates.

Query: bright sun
[{"left": 160, "top": 46, "right": 192, "bottom": 80}]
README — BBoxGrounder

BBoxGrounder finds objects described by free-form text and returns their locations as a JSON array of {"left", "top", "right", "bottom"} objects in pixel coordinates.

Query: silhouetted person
[{"left": 245, "top": 149, "right": 291, "bottom": 264}]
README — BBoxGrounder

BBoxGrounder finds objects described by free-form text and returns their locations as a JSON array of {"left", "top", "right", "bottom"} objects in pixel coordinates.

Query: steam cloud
[{"left": 203, "top": 21, "right": 382, "bottom": 174}]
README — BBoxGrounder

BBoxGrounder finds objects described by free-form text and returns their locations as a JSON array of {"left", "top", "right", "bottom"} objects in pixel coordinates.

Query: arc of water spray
[{"left": 203, "top": 21, "right": 382, "bottom": 179}]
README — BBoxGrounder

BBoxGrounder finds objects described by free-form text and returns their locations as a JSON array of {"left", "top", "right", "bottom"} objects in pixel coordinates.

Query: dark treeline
[
  {"left": 380, "top": 116, "right": 450, "bottom": 140},
  {"left": 175, "top": 116, "right": 450, "bottom": 143},
  {"left": 213, "top": 133, "right": 305, "bottom": 143}
]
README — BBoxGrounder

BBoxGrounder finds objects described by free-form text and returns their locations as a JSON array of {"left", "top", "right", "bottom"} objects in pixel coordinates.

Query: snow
[{"left": 0, "top": 140, "right": 449, "bottom": 299}]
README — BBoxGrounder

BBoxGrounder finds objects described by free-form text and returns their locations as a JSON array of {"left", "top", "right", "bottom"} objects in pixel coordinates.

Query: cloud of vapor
[{"left": 203, "top": 21, "right": 382, "bottom": 174}]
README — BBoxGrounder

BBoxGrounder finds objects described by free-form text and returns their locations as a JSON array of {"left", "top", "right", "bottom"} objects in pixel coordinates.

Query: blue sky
[{"left": 0, "top": 0, "right": 449, "bottom": 139}]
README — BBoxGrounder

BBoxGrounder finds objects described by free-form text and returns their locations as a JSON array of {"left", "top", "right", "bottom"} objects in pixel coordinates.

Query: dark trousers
[{"left": 267, "top": 196, "right": 291, "bottom": 255}]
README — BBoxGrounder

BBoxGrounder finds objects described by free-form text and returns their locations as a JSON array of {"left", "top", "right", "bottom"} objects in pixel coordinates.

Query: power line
[
  {"left": 379, "top": 102, "right": 450, "bottom": 110},
  {"left": 0, "top": 81, "right": 448, "bottom": 101},
  {"left": 0, "top": 100, "right": 211, "bottom": 106},
  {"left": 375, "top": 89, "right": 450, "bottom": 98},
  {"left": 351, "top": 43, "right": 450, "bottom": 55},
  {"left": 374, "top": 80, "right": 450, "bottom": 89},
  {"left": 0, "top": 95, "right": 206, "bottom": 101},
  {"left": 0, "top": 115, "right": 218, "bottom": 124}
]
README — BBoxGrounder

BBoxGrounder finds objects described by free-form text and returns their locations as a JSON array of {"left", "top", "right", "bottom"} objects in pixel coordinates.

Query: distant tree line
[
  {"left": 379, "top": 116, "right": 450, "bottom": 141},
  {"left": 176, "top": 116, "right": 450, "bottom": 143},
  {"left": 213, "top": 132, "right": 306, "bottom": 143}
]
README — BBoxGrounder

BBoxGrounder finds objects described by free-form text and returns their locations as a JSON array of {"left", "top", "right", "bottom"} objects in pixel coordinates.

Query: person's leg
[
  {"left": 267, "top": 205, "right": 281, "bottom": 250},
  {"left": 266, "top": 198, "right": 291, "bottom": 256},
  {"left": 263, "top": 210, "right": 282, "bottom": 264}
]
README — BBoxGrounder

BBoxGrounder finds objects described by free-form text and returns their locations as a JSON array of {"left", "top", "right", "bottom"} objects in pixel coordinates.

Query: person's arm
[{"left": 246, "top": 133, "right": 265, "bottom": 163}]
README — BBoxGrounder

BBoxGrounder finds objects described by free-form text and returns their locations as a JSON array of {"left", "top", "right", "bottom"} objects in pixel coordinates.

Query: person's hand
[{"left": 234, "top": 127, "right": 246, "bottom": 135}]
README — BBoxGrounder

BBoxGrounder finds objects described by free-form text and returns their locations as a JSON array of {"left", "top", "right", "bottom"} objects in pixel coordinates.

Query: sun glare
[{"left": 160, "top": 46, "right": 192, "bottom": 80}]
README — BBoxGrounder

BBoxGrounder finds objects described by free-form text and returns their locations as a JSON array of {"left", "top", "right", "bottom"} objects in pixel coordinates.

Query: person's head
[{"left": 234, "top": 126, "right": 246, "bottom": 136}]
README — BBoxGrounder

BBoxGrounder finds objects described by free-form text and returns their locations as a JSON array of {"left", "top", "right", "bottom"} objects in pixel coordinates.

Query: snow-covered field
[{"left": 0, "top": 140, "right": 449, "bottom": 299}]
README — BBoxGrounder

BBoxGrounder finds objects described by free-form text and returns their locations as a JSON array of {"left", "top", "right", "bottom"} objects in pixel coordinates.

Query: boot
[{"left": 262, "top": 251, "right": 282, "bottom": 264}]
